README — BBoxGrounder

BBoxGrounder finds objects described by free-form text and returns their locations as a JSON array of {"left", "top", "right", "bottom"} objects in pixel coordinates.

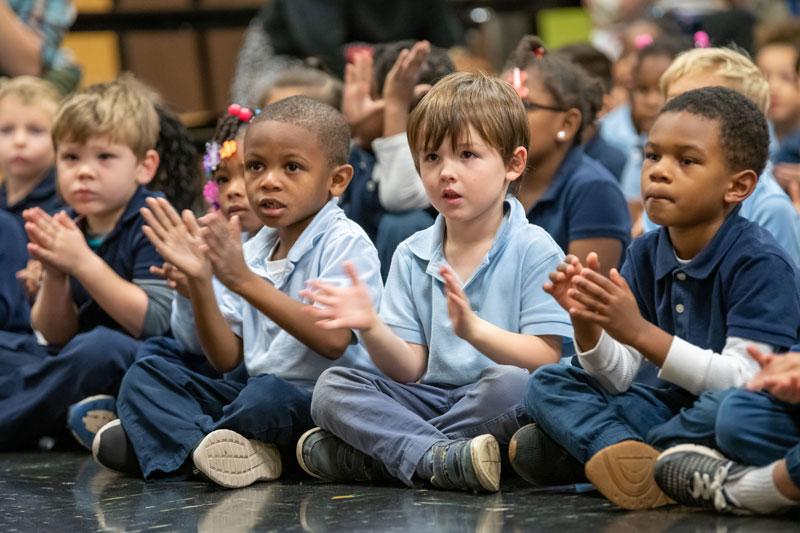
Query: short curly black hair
[{"left": 659, "top": 86, "right": 769, "bottom": 177}]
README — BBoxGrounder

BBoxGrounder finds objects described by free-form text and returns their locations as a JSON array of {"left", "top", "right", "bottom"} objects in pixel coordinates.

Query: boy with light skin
[
  {"left": 92, "top": 96, "right": 382, "bottom": 489},
  {"left": 297, "top": 72, "right": 572, "bottom": 493},
  {"left": 640, "top": 46, "right": 800, "bottom": 266},
  {"left": 0, "top": 75, "right": 172, "bottom": 450},
  {"left": 510, "top": 86, "right": 800, "bottom": 509}
]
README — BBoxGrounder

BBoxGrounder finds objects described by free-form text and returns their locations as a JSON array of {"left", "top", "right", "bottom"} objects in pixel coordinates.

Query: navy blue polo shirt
[
  {"left": 0, "top": 210, "right": 31, "bottom": 333},
  {"left": 622, "top": 205, "right": 800, "bottom": 385},
  {"left": 526, "top": 146, "right": 631, "bottom": 268},
  {"left": 0, "top": 168, "right": 63, "bottom": 231},
  {"left": 68, "top": 186, "right": 165, "bottom": 334},
  {"left": 584, "top": 132, "right": 627, "bottom": 182},
  {"left": 340, "top": 146, "right": 383, "bottom": 241},
  {"left": 773, "top": 128, "right": 800, "bottom": 165}
]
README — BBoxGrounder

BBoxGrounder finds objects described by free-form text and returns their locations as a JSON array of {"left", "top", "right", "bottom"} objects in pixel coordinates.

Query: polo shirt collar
[
  {"left": 71, "top": 185, "right": 154, "bottom": 234},
  {"left": 246, "top": 198, "right": 340, "bottom": 271},
  {"left": 654, "top": 204, "right": 745, "bottom": 280},
  {"left": 407, "top": 197, "right": 524, "bottom": 282},
  {"left": 538, "top": 146, "right": 584, "bottom": 204},
  {"left": 0, "top": 168, "right": 57, "bottom": 209}
]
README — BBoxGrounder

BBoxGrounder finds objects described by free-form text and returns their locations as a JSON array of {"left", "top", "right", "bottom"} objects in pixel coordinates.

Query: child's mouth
[{"left": 259, "top": 198, "right": 286, "bottom": 215}]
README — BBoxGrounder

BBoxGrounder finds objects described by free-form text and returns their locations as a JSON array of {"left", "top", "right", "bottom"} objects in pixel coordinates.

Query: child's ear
[
  {"left": 136, "top": 149, "right": 160, "bottom": 185},
  {"left": 329, "top": 163, "right": 355, "bottom": 197},
  {"left": 505, "top": 146, "right": 527, "bottom": 182},
  {"left": 558, "top": 108, "right": 583, "bottom": 143},
  {"left": 725, "top": 169, "right": 758, "bottom": 204}
]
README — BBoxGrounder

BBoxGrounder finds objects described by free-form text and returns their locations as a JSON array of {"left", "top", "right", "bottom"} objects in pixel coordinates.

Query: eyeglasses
[{"left": 522, "top": 100, "right": 568, "bottom": 112}]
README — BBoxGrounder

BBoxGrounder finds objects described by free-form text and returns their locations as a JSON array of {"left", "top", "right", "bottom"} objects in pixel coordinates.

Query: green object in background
[{"left": 537, "top": 7, "right": 592, "bottom": 49}]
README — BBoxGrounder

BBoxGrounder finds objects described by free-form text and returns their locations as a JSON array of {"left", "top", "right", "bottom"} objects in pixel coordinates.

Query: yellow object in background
[
  {"left": 62, "top": 0, "right": 120, "bottom": 86},
  {"left": 537, "top": 7, "right": 592, "bottom": 49}
]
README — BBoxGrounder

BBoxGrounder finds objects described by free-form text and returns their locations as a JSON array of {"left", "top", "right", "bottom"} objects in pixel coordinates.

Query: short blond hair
[
  {"left": 0, "top": 76, "right": 61, "bottom": 111},
  {"left": 407, "top": 72, "right": 529, "bottom": 193},
  {"left": 52, "top": 73, "right": 159, "bottom": 160},
  {"left": 659, "top": 47, "right": 770, "bottom": 114}
]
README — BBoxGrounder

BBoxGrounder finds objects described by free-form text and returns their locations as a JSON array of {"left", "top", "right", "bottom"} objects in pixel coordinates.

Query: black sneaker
[
  {"left": 654, "top": 444, "right": 753, "bottom": 514},
  {"left": 508, "top": 423, "right": 587, "bottom": 486},
  {"left": 424, "top": 435, "right": 501, "bottom": 493},
  {"left": 296, "top": 427, "right": 393, "bottom": 483},
  {"left": 92, "top": 419, "right": 142, "bottom": 476}
]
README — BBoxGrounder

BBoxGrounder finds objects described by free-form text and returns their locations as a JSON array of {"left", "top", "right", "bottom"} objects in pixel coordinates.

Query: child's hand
[
  {"left": 382, "top": 41, "right": 431, "bottom": 107},
  {"left": 15, "top": 259, "right": 43, "bottom": 301},
  {"left": 141, "top": 197, "right": 210, "bottom": 281},
  {"left": 24, "top": 209, "right": 93, "bottom": 277},
  {"left": 342, "top": 51, "right": 385, "bottom": 130},
  {"left": 300, "top": 261, "right": 378, "bottom": 331},
  {"left": 440, "top": 265, "right": 479, "bottom": 340},
  {"left": 747, "top": 348, "right": 800, "bottom": 404},
  {"left": 151, "top": 261, "right": 190, "bottom": 298},
  {"left": 543, "top": 254, "right": 590, "bottom": 312},
  {"left": 198, "top": 211, "right": 249, "bottom": 291},
  {"left": 568, "top": 265, "right": 645, "bottom": 347}
]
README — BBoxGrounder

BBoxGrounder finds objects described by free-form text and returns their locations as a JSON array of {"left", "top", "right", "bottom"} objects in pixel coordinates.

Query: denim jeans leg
[{"left": 646, "top": 388, "right": 736, "bottom": 451}]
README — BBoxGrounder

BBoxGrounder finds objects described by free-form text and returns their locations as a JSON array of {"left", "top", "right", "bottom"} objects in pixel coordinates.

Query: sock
[{"left": 725, "top": 461, "right": 797, "bottom": 514}]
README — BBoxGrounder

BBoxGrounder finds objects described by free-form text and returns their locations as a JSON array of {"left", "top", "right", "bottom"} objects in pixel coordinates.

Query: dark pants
[
  {"left": 375, "top": 210, "right": 435, "bottom": 280},
  {"left": 0, "top": 327, "right": 140, "bottom": 450},
  {"left": 133, "top": 336, "right": 248, "bottom": 382},
  {"left": 716, "top": 389, "right": 800, "bottom": 488},
  {"left": 526, "top": 364, "right": 726, "bottom": 463},
  {"left": 116, "top": 355, "right": 313, "bottom": 481}
]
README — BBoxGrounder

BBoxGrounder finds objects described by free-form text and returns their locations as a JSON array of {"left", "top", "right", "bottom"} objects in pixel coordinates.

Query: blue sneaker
[{"left": 68, "top": 394, "right": 117, "bottom": 450}]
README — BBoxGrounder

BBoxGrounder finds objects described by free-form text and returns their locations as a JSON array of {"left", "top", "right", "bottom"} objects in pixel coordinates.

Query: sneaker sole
[
  {"left": 193, "top": 430, "right": 281, "bottom": 489},
  {"left": 470, "top": 434, "right": 501, "bottom": 492},
  {"left": 68, "top": 395, "right": 117, "bottom": 451},
  {"left": 585, "top": 441, "right": 674, "bottom": 510},
  {"left": 92, "top": 419, "right": 121, "bottom": 464},
  {"left": 656, "top": 443, "right": 726, "bottom": 462},
  {"left": 295, "top": 427, "right": 325, "bottom": 480}
]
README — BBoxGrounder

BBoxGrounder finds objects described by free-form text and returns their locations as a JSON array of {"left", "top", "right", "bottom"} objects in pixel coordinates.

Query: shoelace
[{"left": 690, "top": 462, "right": 731, "bottom": 512}]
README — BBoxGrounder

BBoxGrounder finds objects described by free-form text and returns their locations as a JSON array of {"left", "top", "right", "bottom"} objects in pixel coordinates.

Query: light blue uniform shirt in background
[
  {"left": 599, "top": 103, "right": 647, "bottom": 200},
  {"left": 380, "top": 197, "right": 574, "bottom": 387},
  {"left": 641, "top": 163, "right": 800, "bottom": 267},
  {"left": 219, "top": 199, "right": 382, "bottom": 389}
]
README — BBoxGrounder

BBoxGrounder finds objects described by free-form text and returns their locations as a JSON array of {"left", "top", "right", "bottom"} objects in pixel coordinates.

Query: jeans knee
[
  {"left": 525, "top": 364, "right": 573, "bottom": 420},
  {"left": 472, "top": 365, "right": 529, "bottom": 411},
  {"left": 715, "top": 390, "right": 758, "bottom": 459}
]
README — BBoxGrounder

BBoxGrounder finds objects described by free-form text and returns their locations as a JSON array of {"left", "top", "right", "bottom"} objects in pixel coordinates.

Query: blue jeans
[
  {"left": 310, "top": 365, "right": 531, "bottom": 486},
  {"left": 133, "top": 336, "right": 248, "bottom": 382},
  {"left": 0, "top": 327, "right": 140, "bottom": 449},
  {"left": 526, "top": 364, "right": 722, "bottom": 463},
  {"left": 716, "top": 389, "right": 800, "bottom": 488},
  {"left": 116, "top": 355, "right": 313, "bottom": 480}
]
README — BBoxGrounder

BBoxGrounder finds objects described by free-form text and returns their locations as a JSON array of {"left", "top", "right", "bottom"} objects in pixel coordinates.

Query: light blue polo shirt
[
  {"left": 641, "top": 163, "right": 800, "bottom": 267},
  {"left": 380, "top": 197, "right": 574, "bottom": 387},
  {"left": 219, "top": 199, "right": 382, "bottom": 389}
]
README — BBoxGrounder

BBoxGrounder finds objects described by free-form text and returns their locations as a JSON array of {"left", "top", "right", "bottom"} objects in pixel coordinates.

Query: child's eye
[
  {"left": 215, "top": 175, "right": 229, "bottom": 185},
  {"left": 0, "top": 126, "right": 13, "bottom": 135},
  {"left": 28, "top": 126, "right": 46, "bottom": 135},
  {"left": 461, "top": 150, "right": 476, "bottom": 159},
  {"left": 246, "top": 161, "right": 264, "bottom": 172},
  {"left": 680, "top": 158, "right": 696, "bottom": 166},
  {"left": 285, "top": 162, "right": 303, "bottom": 173},
  {"left": 98, "top": 153, "right": 116, "bottom": 160},
  {"left": 644, "top": 152, "right": 659, "bottom": 162},
  {"left": 424, "top": 153, "right": 438, "bottom": 162},
  {"left": 60, "top": 152, "right": 78, "bottom": 161}
]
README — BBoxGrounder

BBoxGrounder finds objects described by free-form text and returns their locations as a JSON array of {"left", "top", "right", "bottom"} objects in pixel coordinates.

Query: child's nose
[
  {"left": 227, "top": 178, "right": 246, "bottom": 197},
  {"left": 259, "top": 169, "right": 281, "bottom": 189}
]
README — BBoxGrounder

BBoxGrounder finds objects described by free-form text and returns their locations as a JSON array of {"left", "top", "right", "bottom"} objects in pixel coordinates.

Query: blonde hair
[
  {"left": 406, "top": 72, "right": 529, "bottom": 193},
  {"left": 0, "top": 76, "right": 61, "bottom": 111},
  {"left": 659, "top": 47, "right": 770, "bottom": 114},
  {"left": 52, "top": 73, "right": 159, "bottom": 160}
]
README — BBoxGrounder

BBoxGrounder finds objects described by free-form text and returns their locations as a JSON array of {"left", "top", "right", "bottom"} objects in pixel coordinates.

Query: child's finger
[
  {"left": 573, "top": 275, "right": 612, "bottom": 303},
  {"left": 586, "top": 252, "right": 600, "bottom": 272},
  {"left": 150, "top": 265, "right": 167, "bottom": 278},
  {"left": 343, "top": 261, "right": 362, "bottom": 287},
  {"left": 141, "top": 225, "right": 167, "bottom": 251},
  {"left": 157, "top": 197, "right": 184, "bottom": 228},
  {"left": 182, "top": 210, "right": 202, "bottom": 236},
  {"left": 609, "top": 268, "right": 631, "bottom": 291},
  {"left": 580, "top": 268, "right": 618, "bottom": 293},
  {"left": 568, "top": 288, "right": 605, "bottom": 313},
  {"left": 746, "top": 345, "right": 773, "bottom": 368}
]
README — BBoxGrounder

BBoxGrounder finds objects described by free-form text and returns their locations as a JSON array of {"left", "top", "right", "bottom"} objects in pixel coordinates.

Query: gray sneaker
[
  {"left": 296, "top": 427, "right": 393, "bottom": 482},
  {"left": 423, "top": 435, "right": 501, "bottom": 493}
]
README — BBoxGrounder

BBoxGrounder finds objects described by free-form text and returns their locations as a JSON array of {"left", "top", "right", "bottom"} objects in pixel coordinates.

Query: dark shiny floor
[{"left": 0, "top": 451, "right": 798, "bottom": 532}]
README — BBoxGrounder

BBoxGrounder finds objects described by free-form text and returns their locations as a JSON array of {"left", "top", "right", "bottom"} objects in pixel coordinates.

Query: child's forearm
[
  {"left": 383, "top": 100, "right": 409, "bottom": 138},
  {"left": 72, "top": 254, "right": 149, "bottom": 337},
  {"left": 466, "top": 319, "right": 562, "bottom": 371},
  {"left": 360, "top": 319, "right": 428, "bottom": 382},
  {"left": 624, "top": 321, "right": 672, "bottom": 367},
  {"left": 31, "top": 270, "right": 78, "bottom": 345},
  {"left": 188, "top": 278, "right": 243, "bottom": 372},
  {"left": 572, "top": 317, "right": 603, "bottom": 353},
  {"left": 233, "top": 271, "right": 353, "bottom": 360},
  {"left": 0, "top": 1, "right": 42, "bottom": 76}
]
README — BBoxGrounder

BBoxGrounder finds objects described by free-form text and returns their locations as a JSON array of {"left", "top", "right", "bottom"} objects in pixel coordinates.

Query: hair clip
[
  {"left": 203, "top": 141, "right": 221, "bottom": 175},
  {"left": 694, "top": 31, "right": 710, "bottom": 48},
  {"left": 228, "top": 103, "right": 253, "bottom": 122},
  {"left": 203, "top": 180, "right": 220, "bottom": 210},
  {"left": 634, "top": 33, "right": 654, "bottom": 49},
  {"left": 509, "top": 68, "right": 529, "bottom": 99},
  {"left": 533, "top": 47, "right": 545, "bottom": 58},
  {"left": 219, "top": 140, "right": 237, "bottom": 160}
]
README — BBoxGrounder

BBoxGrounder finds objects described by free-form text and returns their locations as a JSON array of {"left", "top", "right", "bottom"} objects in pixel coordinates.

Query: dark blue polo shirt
[
  {"left": 68, "top": 186, "right": 165, "bottom": 334},
  {"left": 622, "top": 205, "right": 800, "bottom": 386},
  {"left": 340, "top": 146, "right": 383, "bottom": 241},
  {"left": 773, "top": 128, "right": 800, "bottom": 165},
  {"left": 0, "top": 210, "right": 31, "bottom": 333},
  {"left": 584, "top": 132, "right": 627, "bottom": 182},
  {"left": 526, "top": 146, "right": 631, "bottom": 268},
  {"left": 0, "top": 168, "right": 63, "bottom": 231}
]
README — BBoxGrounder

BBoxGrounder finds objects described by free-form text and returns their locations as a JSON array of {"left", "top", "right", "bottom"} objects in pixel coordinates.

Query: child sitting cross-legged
[
  {"left": 297, "top": 72, "right": 573, "bottom": 493},
  {"left": 91, "top": 96, "right": 383, "bottom": 489},
  {"left": 509, "top": 86, "right": 800, "bottom": 509}
]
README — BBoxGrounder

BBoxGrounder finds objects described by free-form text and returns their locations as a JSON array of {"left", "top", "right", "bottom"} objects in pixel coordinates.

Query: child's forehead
[
  {"left": 650, "top": 110, "right": 721, "bottom": 145},
  {"left": 57, "top": 135, "right": 136, "bottom": 153},
  {"left": 0, "top": 96, "right": 56, "bottom": 117},
  {"left": 245, "top": 120, "right": 322, "bottom": 155}
]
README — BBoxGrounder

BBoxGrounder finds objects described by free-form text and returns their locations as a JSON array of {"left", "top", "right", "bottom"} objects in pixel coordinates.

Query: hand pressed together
[
  {"left": 140, "top": 197, "right": 210, "bottom": 281},
  {"left": 23, "top": 208, "right": 94, "bottom": 277},
  {"left": 300, "top": 261, "right": 378, "bottom": 331},
  {"left": 440, "top": 265, "right": 479, "bottom": 340},
  {"left": 747, "top": 347, "right": 800, "bottom": 404}
]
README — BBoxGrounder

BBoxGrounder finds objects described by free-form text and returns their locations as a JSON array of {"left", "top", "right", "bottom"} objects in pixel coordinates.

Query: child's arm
[
  {"left": 200, "top": 212, "right": 354, "bottom": 361},
  {"left": 440, "top": 266, "right": 561, "bottom": 370},
  {"left": 302, "top": 261, "right": 429, "bottom": 383},
  {"left": 342, "top": 50, "right": 385, "bottom": 149},
  {"left": 381, "top": 40, "right": 430, "bottom": 138},
  {"left": 747, "top": 348, "right": 800, "bottom": 404}
]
